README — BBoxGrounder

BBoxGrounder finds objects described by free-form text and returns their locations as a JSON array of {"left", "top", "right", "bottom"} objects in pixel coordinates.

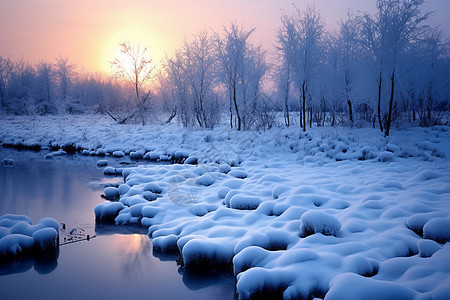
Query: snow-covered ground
[{"left": 1, "top": 115, "right": 450, "bottom": 299}]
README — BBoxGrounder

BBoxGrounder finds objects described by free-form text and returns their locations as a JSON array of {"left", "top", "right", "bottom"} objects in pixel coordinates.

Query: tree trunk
[
  {"left": 299, "top": 93, "right": 303, "bottom": 128},
  {"left": 377, "top": 72, "right": 384, "bottom": 132},
  {"left": 347, "top": 99, "right": 353, "bottom": 125},
  {"left": 229, "top": 93, "right": 233, "bottom": 129},
  {"left": 309, "top": 106, "right": 312, "bottom": 128},
  {"left": 105, "top": 111, "right": 117, "bottom": 121},
  {"left": 284, "top": 66, "right": 290, "bottom": 127},
  {"left": 302, "top": 80, "right": 306, "bottom": 132},
  {"left": 385, "top": 70, "right": 395, "bottom": 137},
  {"left": 233, "top": 86, "right": 241, "bottom": 131},
  {"left": 166, "top": 109, "right": 177, "bottom": 124}
]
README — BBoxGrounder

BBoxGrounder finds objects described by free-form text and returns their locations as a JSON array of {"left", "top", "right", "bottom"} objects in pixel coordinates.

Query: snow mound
[
  {"left": 94, "top": 202, "right": 126, "bottom": 222},
  {"left": 184, "top": 156, "right": 198, "bottom": 165},
  {"left": 228, "top": 170, "right": 247, "bottom": 179},
  {"left": 229, "top": 195, "right": 262, "bottom": 210},
  {"left": 195, "top": 174, "right": 215, "bottom": 186},
  {"left": 300, "top": 210, "right": 341, "bottom": 237},
  {"left": 103, "top": 187, "right": 120, "bottom": 201},
  {"left": 423, "top": 218, "right": 450, "bottom": 243},
  {"left": 181, "top": 237, "right": 235, "bottom": 269},
  {"left": 326, "top": 273, "right": 417, "bottom": 300},
  {"left": 103, "top": 166, "right": 124, "bottom": 175},
  {"left": 112, "top": 150, "right": 125, "bottom": 157},
  {"left": 44, "top": 149, "right": 67, "bottom": 159},
  {"left": 0, "top": 214, "right": 59, "bottom": 257},
  {"left": 33, "top": 228, "right": 58, "bottom": 250},
  {"left": 97, "top": 159, "right": 108, "bottom": 167},
  {"left": 417, "top": 239, "right": 441, "bottom": 257},
  {"left": 378, "top": 151, "right": 395, "bottom": 162}
]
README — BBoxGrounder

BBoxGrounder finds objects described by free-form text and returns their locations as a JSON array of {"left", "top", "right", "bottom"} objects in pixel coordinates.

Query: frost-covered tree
[
  {"left": 54, "top": 56, "right": 76, "bottom": 109},
  {"left": 274, "top": 56, "right": 292, "bottom": 127},
  {"left": 0, "top": 57, "right": 13, "bottom": 112},
  {"left": 412, "top": 27, "right": 449, "bottom": 126},
  {"left": 34, "top": 61, "right": 57, "bottom": 115},
  {"left": 183, "top": 31, "right": 220, "bottom": 128},
  {"left": 216, "top": 23, "right": 267, "bottom": 130},
  {"left": 164, "top": 50, "right": 194, "bottom": 127},
  {"left": 8, "top": 58, "right": 34, "bottom": 114},
  {"left": 361, "top": 0, "right": 430, "bottom": 135},
  {"left": 278, "top": 5, "right": 325, "bottom": 131},
  {"left": 337, "top": 12, "right": 363, "bottom": 125}
]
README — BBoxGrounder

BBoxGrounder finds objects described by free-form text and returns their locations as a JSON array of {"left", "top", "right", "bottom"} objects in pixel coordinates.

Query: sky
[{"left": 0, "top": 0, "right": 449, "bottom": 75}]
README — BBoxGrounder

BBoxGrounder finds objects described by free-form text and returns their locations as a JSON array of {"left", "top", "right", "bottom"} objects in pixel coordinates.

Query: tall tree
[
  {"left": 278, "top": 5, "right": 324, "bottom": 132},
  {"left": 337, "top": 12, "right": 362, "bottom": 125},
  {"left": 184, "top": 31, "right": 218, "bottom": 128},
  {"left": 215, "top": 23, "right": 255, "bottom": 131},
  {"left": 362, "top": 0, "right": 430, "bottom": 135}
]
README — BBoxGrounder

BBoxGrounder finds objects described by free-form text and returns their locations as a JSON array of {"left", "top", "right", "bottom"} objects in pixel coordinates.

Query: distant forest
[{"left": 1, "top": 0, "right": 448, "bottom": 135}]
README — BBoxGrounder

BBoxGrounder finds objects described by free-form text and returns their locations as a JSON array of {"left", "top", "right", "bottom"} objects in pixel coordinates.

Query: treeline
[
  {"left": 158, "top": 0, "right": 450, "bottom": 134},
  {"left": 0, "top": 56, "right": 129, "bottom": 115},
  {"left": 1, "top": 0, "right": 449, "bottom": 135}
]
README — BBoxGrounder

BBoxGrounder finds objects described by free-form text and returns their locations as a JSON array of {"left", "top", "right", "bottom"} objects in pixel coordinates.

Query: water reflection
[{"left": 0, "top": 248, "right": 59, "bottom": 276}]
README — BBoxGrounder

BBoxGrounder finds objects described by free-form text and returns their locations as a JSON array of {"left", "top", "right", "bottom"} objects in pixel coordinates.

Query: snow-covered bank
[
  {"left": 2, "top": 115, "right": 450, "bottom": 299},
  {"left": 1, "top": 115, "right": 449, "bottom": 165}
]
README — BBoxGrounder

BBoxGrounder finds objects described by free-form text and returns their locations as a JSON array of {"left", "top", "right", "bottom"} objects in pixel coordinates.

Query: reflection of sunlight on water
[
  {"left": 122, "top": 234, "right": 145, "bottom": 254},
  {"left": 114, "top": 234, "right": 153, "bottom": 277}
]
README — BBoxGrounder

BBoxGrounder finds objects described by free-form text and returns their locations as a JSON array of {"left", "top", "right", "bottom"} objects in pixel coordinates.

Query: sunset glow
[{"left": 1, "top": 0, "right": 449, "bottom": 74}]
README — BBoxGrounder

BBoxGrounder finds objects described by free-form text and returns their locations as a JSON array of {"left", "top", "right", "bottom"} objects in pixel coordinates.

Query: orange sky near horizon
[{"left": 1, "top": 0, "right": 448, "bottom": 75}]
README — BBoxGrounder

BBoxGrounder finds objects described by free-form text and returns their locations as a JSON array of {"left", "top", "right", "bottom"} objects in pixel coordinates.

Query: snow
[
  {"left": 1, "top": 115, "right": 450, "bottom": 299},
  {"left": 195, "top": 174, "right": 216, "bottom": 186},
  {"left": 44, "top": 149, "right": 67, "bottom": 159},
  {"left": 0, "top": 214, "right": 59, "bottom": 256},
  {"left": 112, "top": 150, "right": 125, "bottom": 157},
  {"left": 422, "top": 218, "right": 450, "bottom": 243},
  {"left": 32, "top": 228, "right": 58, "bottom": 250},
  {"left": 97, "top": 159, "right": 108, "bottom": 166},
  {"left": 103, "top": 187, "right": 120, "bottom": 201},
  {"left": 299, "top": 210, "right": 341, "bottom": 237},
  {"left": 229, "top": 195, "right": 262, "bottom": 210}
]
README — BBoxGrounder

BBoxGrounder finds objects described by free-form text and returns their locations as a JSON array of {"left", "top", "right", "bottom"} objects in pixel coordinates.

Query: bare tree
[{"left": 111, "top": 41, "right": 155, "bottom": 124}]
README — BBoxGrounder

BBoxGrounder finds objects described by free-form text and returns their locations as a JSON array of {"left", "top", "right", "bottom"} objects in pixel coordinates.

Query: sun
[{"left": 101, "top": 29, "right": 166, "bottom": 76}]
